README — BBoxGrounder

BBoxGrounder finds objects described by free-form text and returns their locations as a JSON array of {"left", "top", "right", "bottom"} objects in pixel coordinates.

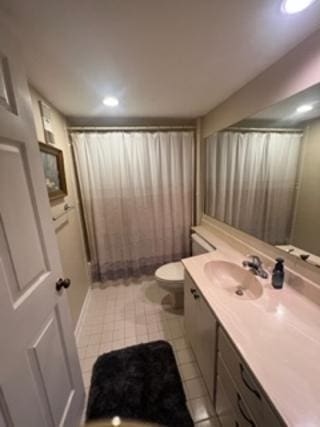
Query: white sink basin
[{"left": 204, "top": 260, "right": 263, "bottom": 300}]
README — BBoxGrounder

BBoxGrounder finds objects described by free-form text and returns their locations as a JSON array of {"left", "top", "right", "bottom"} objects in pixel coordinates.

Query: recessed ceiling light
[
  {"left": 296, "top": 104, "right": 313, "bottom": 113},
  {"left": 102, "top": 96, "right": 119, "bottom": 107},
  {"left": 281, "top": 0, "right": 317, "bottom": 14}
]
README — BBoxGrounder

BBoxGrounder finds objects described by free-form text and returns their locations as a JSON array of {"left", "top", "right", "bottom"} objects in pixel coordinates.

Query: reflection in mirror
[{"left": 205, "top": 83, "right": 320, "bottom": 267}]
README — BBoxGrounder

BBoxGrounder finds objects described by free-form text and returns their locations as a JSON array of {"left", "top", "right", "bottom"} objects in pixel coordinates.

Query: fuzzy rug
[{"left": 86, "top": 340, "right": 193, "bottom": 426}]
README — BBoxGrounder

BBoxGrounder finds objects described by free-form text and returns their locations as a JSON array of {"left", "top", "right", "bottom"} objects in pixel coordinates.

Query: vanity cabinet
[
  {"left": 217, "top": 354, "right": 257, "bottom": 427},
  {"left": 217, "top": 328, "right": 283, "bottom": 427},
  {"left": 184, "top": 271, "right": 217, "bottom": 399},
  {"left": 184, "top": 272, "right": 284, "bottom": 427}
]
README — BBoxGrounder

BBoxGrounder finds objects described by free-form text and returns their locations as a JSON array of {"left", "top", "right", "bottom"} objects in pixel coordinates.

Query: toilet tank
[{"left": 191, "top": 233, "right": 215, "bottom": 255}]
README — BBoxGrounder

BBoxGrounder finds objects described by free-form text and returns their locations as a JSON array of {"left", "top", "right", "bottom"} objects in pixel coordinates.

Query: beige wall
[
  {"left": 291, "top": 119, "right": 320, "bottom": 255},
  {"left": 30, "top": 87, "right": 90, "bottom": 328},
  {"left": 199, "top": 28, "right": 320, "bottom": 223},
  {"left": 199, "top": 29, "right": 320, "bottom": 282},
  {"left": 202, "top": 29, "right": 320, "bottom": 137},
  {"left": 200, "top": 30, "right": 320, "bottom": 224}
]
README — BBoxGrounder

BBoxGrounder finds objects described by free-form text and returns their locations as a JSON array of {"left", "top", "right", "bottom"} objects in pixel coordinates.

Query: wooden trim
[
  {"left": 69, "top": 139, "right": 91, "bottom": 261},
  {"left": 68, "top": 125, "right": 196, "bottom": 132},
  {"left": 74, "top": 286, "right": 91, "bottom": 337}
]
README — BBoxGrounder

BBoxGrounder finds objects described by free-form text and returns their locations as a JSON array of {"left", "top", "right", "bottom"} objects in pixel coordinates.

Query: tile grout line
[{"left": 77, "top": 280, "right": 217, "bottom": 425}]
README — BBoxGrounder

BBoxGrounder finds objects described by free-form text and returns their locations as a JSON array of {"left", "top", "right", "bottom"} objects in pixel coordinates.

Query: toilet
[{"left": 155, "top": 233, "right": 215, "bottom": 308}]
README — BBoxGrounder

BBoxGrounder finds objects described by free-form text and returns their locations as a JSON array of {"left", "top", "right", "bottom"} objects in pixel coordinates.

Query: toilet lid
[{"left": 155, "top": 262, "right": 184, "bottom": 283}]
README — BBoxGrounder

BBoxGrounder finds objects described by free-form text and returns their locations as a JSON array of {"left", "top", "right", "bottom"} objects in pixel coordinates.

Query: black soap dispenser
[{"left": 272, "top": 257, "right": 285, "bottom": 289}]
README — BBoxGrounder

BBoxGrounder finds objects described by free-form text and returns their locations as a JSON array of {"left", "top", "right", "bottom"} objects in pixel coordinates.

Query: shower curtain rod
[
  {"left": 68, "top": 125, "right": 196, "bottom": 132},
  {"left": 227, "top": 126, "right": 303, "bottom": 133}
]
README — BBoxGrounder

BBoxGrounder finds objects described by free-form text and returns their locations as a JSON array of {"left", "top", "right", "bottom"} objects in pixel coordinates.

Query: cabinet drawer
[
  {"left": 218, "top": 328, "right": 282, "bottom": 427},
  {"left": 218, "top": 355, "right": 257, "bottom": 427},
  {"left": 216, "top": 376, "right": 238, "bottom": 427}
]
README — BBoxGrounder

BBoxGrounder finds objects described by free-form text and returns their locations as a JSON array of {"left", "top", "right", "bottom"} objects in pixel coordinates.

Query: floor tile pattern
[{"left": 77, "top": 278, "right": 219, "bottom": 426}]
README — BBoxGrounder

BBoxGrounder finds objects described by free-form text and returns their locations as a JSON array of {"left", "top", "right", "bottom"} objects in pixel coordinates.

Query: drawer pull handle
[
  {"left": 240, "top": 363, "right": 261, "bottom": 400},
  {"left": 190, "top": 288, "right": 200, "bottom": 299},
  {"left": 237, "top": 393, "right": 256, "bottom": 427}
]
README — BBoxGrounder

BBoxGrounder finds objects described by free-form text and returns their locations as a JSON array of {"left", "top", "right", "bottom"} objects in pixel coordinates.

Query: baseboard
[
  {"left": 91, "top": 281, "right": 101, "bottom": 289},
  {"left": 75, "top": 287, "right": 91, "bottom": 340}
]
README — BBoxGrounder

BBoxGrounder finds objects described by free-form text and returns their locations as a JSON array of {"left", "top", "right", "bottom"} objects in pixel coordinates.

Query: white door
[{"left": 0, "top": 14, "right": 85, "bottom": 427}]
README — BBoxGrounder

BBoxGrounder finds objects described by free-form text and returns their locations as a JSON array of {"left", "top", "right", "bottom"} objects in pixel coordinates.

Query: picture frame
[
  {"left": 39, "top": 142, "right": 67, "bottom": 201},
  {"left": 39, "top": 100, "right": 55, "bottom": 144}
]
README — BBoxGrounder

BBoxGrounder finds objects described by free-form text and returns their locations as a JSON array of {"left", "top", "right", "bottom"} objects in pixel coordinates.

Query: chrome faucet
[{"left": 242, "top": 255, "right": 268, "bottom": 279}]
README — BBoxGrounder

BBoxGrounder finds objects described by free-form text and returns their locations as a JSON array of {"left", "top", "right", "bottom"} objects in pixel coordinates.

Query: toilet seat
[{"left": 155, "top": 261, "right": 184, "bottom": 283}]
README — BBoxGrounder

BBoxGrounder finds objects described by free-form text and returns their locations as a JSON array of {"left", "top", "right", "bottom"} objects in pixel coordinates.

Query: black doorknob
[{"left": 56, "top": 278, "right": 71, "bottom": 292}]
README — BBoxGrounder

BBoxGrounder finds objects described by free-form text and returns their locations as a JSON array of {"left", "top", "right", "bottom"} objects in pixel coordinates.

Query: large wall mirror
[{"left": 205, "top": 83, "right": 320, "bottom": 268}]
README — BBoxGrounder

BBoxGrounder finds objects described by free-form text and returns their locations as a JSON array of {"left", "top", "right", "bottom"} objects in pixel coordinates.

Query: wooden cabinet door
[
  {"left": 196, "top": 294, "right": 217, "bottom": 399},
  {"left": 184, "top": 272, "right": 198, "bottom": 350},
  {"left": 184, "top": 272, "right": 217, "bottom": 400}
]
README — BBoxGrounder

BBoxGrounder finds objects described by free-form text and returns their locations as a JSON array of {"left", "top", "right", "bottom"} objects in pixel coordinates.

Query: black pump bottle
[{"left": 272, "top": 257, "right": 284, "bottom": 289}]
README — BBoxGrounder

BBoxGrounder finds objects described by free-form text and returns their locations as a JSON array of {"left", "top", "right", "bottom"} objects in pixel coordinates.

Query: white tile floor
[{"left": 77, "top": 277, "right": 219, "bottom": 426}]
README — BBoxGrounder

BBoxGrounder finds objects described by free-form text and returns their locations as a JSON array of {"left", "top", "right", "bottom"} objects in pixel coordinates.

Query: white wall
[{"left": 30, "top": 87, "right": 90, "bottom": 328}]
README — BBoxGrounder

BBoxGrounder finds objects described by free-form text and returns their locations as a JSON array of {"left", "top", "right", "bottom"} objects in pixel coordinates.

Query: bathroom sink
[{"left": 204, "top": 260, "right": 263, "bottom": 300}]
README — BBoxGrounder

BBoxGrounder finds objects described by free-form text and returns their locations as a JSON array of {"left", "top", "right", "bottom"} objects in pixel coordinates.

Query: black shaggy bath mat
[{"left": 86, "top": 340, "right": 193, "bottom": 427}]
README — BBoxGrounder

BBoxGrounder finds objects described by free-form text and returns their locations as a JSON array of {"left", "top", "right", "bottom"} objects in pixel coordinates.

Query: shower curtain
[
  {"left": 72, "top": 131, "right": 194, "bottom": 282},
  {"left": 206, "top": 131, "right": 303, "bottom": 245}
]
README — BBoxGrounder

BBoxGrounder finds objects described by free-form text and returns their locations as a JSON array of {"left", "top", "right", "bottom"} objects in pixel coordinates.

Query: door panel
[
  {"left": 184, "top": 272, "right": 197, "bottom": 348},
  {"left": 0, "top": 387, "right": 14, "bottom": 427},
  {"left": 0, "top": 140, "right": 48, "bottom": 299},
  {"left": 28, "top": 310, "right": 74, "bottom": 426},
  {"left": 184, "top": 271, "right": 217, "bottom": 400},
  {"left": 0, "top": 13, "right": 84, "bottom": 427},
  {"left": 197, "top": 295, "right": 216, "bottom": 399}
]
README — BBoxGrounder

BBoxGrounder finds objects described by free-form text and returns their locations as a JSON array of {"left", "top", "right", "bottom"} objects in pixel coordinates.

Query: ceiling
[
  {"left": 236, "top": 83, "right": 320, "bottom": 128},
  {"left": 2, "top": 0, "right": 320, "bottom": 120}
]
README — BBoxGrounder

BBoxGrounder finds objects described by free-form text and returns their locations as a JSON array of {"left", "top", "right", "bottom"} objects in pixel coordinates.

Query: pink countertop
[{"left": 182, "top": 247, "right": 320, "bottom": 427}]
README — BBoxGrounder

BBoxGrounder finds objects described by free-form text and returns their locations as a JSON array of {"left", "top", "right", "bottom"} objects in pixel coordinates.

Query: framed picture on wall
[
  {"left": 39, "top": 100, "right": 55, "bottom": 144},
  {"left": 39, "top": 142, "right": 67, "bottom": 201}
]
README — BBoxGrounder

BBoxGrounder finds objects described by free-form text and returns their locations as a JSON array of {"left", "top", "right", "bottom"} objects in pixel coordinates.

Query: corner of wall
[
  {"left": 29, "top": 85, "right": 91, "bottom": 328},
  {"left": 202, "top": 29, "right": 320, "bottom": 137}
]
